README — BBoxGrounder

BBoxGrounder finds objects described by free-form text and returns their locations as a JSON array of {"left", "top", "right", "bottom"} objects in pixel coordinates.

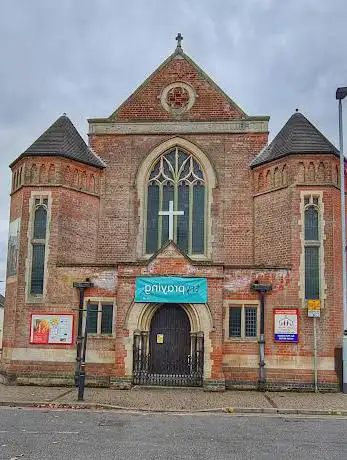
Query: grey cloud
[{"left": 1, "top": 0, "right": 346, "bottom": 294}]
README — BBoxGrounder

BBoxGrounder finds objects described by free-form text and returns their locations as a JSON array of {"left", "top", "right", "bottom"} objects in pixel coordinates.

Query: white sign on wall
[{"left": 274, "top": 309, "right": 298, "bottom": 343}]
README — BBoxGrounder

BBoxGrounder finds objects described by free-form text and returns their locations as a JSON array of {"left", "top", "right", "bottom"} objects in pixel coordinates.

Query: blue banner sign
[
  {"left": 274, "top": 333, "right": 298, "bottom": 342},
  {"left": 135, "top": 277, "right": 208, "bottom": 304}
]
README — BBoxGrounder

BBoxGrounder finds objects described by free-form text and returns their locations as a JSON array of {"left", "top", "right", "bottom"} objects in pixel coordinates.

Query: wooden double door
[
  {"left": 133, "top": 303, "right": 204, "bottom": 387},
  {"left": 149, "top": 304, "right": 191, "bottom": 376}
]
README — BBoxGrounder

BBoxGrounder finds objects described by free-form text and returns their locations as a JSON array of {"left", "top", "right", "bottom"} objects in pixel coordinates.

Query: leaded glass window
[
  {"left": 101, "top": 304, "right": 113, "bottom": 334},
  {"left": 304, "top": 207, "right": 319, "bottom": 241},
  {"left": 30, "top": 199, "right": 48, "bottom": 295},
  {"left": 87, "top": 303, "right": 98, "bottom": 334},
  {"left": 33, "top": 207, "right": 47, "bottom": 239},
  {"left": 305, "top": 247, "right": 319, "bottom": 299},
  {"left": 304, "top": 198, "right": 321, "bottom": 300},
  {"left": 229, "top": 307, "right": 241, "bottom": 337},
  {"left": 31, "top": 244, "right": 45, "bottom": 294},
  {"left": 146, "top": 148, "right": 206, "bottom": 255},
  {"left": 85, "top": 300, "right": 114, "bottom": 335},
  {"left": 229, "top": 304, "right": 258, "bottom": 339},
  {"left": 245, "top": 307, "right": 257, "bottom": 337}
]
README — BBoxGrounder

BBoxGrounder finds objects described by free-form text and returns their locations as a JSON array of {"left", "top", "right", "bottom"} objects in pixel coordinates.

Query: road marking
[
  {"left": 0, "top": 430, "right": 79, "bottom": 435},
  {"left": 55, "top": 431, "right": 79, "bottom": 434}
]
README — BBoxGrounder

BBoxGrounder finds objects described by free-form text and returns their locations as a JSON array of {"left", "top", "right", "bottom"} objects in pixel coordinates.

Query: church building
[{"left": 2, "top": 35, "right": 343, "bottom": 391}]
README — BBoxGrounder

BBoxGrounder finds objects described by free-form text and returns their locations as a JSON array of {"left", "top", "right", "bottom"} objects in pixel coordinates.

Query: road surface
[{"left": 0, "top": 407, "right": 346, "bottom": 459}]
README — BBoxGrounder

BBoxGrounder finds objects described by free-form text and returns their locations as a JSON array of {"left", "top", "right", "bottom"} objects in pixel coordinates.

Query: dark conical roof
[
  {"left": 10, "top": 115, "right": 106, "bottom": 168},
  {"left": 251, "top": 112, "right": 338, "bottom": 168}
]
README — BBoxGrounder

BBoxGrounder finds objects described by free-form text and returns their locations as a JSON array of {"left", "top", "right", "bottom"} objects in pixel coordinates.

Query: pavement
[{"left": 0, "top": 384, "right": 347, "bottom": 415}]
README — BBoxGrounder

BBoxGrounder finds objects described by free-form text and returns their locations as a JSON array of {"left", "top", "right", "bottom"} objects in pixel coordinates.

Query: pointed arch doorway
[{"left": 133, "top": 303, "right": 204, "bottom": 387}]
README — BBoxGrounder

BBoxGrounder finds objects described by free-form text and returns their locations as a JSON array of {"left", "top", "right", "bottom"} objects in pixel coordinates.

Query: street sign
[
  {"left": 307, "top": 299, "right": 321, "bottom": 318},
  {"left": 73, "top": 281, "right": 93, "bottom": 289}
]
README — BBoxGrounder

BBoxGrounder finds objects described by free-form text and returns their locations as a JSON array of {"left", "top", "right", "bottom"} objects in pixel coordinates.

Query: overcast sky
[{"left": 1, "top": 0, "right": 346, "bottom": 294}]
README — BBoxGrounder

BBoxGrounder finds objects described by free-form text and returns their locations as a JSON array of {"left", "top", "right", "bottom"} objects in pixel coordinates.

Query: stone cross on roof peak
[{"left": 176, "top": 33, "right": 183, "bottom": 49}]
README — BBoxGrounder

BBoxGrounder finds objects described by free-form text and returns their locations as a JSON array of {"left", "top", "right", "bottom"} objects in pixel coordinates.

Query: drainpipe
[{"left": 251, "top": 282, "right": 272, "bottom": 391}]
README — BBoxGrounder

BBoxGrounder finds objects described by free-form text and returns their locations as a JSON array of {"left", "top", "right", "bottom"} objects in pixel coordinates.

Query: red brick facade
[{"left": 1, "top": 46, "right": 343, "bottom": 391}]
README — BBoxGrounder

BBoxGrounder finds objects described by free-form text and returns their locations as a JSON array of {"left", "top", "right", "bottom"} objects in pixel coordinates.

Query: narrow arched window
[
  {"left": 48, "top": 164, "right": 55, "bottom": 183},
  {"left": 65, "top": 166, "right": 71, "bottom": 185},
  {"left": 146, "top": 148, "right": 206, "bottom": 255},
  {"left": 81, "top": 171, "right": 87, "bottom": 189},
  {"left": 30, "top": 198, "right": 48, "bottom": 295},
  {"left": 39, "top": 164, "right": 46, "bottom": 183},
  {"left": 304, "top": 197, "right": 320, "bottom": 300},
  {"left": 30, "top": 164, "right": 38, "bottom": 183},
  {"left": 89, "top": 174, "right": 95, "bottom": 193}
]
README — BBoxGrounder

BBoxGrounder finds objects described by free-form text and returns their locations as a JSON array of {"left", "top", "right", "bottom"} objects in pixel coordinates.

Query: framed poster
[
  {"left": 273, "top": 308, "right": 298, "bottom": 343},
  {"left": 30, "top": 314, "right": 74, "bottom": 345}
]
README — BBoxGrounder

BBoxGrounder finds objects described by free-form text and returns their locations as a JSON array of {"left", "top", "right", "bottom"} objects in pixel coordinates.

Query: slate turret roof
[
  {"left": 251, "top": 112, "right": 338, "bottom": 168},
  {"left": 10, "top": 115, "right": 106, "bottom": 169}
]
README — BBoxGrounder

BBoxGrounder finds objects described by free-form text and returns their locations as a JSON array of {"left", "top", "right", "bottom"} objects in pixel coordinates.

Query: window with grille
[
  {"left": 30, "top": 197, "right": 49, "bottom": 295},
  {"left": 146, "top": 147, "right": 206, "bottom": 256},
  {"left": 228, "top": 304, "right": 258, "bottom": 339},
  {"left": 85, "top": 301, "right": 114, "bottom": 335},
  {"left": 303, "top": 196, "right": 321, "bottom": 300}
]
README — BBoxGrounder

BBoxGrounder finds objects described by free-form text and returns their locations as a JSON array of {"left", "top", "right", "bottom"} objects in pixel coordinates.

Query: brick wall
[
  {"left": 112, "top": 54, "right": 244, "bottom": 121},
  {"left": 89, "top": 132, "right": 268, "bottom": 264}
]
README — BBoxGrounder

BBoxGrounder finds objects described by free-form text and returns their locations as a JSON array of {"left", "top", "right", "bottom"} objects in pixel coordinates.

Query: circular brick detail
[
  {"left": 160, "top": 82, "right": 196, "bottom": 115},
  {"left": 167, "top": 86, "right": 190, "bottom": 109}
]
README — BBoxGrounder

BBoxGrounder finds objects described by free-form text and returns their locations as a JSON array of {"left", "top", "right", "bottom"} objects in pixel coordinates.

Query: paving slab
[
  {"left": 268, "top": 391, "right": 347, "bottom": 411},
  {"left": 56, "top": 387, "right": 273, "bottom": 411},
  {"left": 0, "top": 385, "right": 73, "bottom": 403},
  {"left": 0, "top": 384, "right": 346, "bottom": 414}
]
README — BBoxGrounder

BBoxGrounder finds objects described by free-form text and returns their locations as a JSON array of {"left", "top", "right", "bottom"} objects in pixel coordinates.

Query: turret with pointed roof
[
  {"left": 10, "top": 114, "right": 105, "bottom": 169},
  {"left": 251, "top": 111, "right": 338, "bottom": 168}
]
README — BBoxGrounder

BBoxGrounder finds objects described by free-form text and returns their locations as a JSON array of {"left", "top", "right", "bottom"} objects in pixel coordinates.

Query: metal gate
[{"left": 133, "top": 304, "right": 204, "bottom": 387}]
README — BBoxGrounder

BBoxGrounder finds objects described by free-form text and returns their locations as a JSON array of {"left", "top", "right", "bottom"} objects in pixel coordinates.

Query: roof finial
[
  {"left": 295, "top": 108, "right": 299, "bottom": 112},
  {"left": 62, "top": 112, "right": 67, "bottom": 117},
  {"left": 176, "top": 33, "right": 183, "bottom": 50}
]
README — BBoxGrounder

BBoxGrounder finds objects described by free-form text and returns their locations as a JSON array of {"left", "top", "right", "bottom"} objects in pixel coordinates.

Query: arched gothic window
[
  {"left": 304, "top": 196, "right": 320, "bottom": 300},
  {"left": 30, "top": 198, "right": 48, "bottom": 295},
  {"left": 145, "top": 148, "right": 206, "bottom": 255}
]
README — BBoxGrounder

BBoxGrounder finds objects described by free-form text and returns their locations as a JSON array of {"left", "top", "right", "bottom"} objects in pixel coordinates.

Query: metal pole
[
  {"left": 313, "top": 317, "right": 318, "bottom": 393},
  {"left": 78, "top": 303, "right": 89, "bottom": 401},
  {"left": 75, "top": 287, "right": 84, "bottom": 386},
  {"left": 338, "top": 99, "right": 347, "bottom": 394},
  {"left": 259, "top": 292, "right": 266, "bottom": 391}
]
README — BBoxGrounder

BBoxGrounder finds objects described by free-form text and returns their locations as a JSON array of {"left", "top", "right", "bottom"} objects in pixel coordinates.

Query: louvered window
[{"left": 30, "top": 198, "right": 48, "bottom": 295}]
